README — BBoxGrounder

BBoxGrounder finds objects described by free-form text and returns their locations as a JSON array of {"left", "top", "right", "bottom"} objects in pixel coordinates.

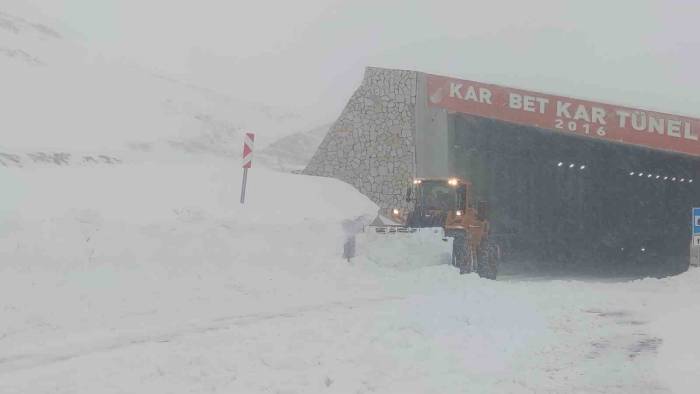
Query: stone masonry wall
[{"left": 303, "top": 67, "right": 418, "bottom": 216}]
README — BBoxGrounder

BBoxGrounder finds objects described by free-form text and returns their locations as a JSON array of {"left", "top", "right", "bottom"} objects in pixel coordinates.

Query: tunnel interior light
[
  {"left": 557, "top": 161, "right": 588, "bottom": 171},
  {"left": 626, "top": 170, "right": 693, "bottom": 185}
]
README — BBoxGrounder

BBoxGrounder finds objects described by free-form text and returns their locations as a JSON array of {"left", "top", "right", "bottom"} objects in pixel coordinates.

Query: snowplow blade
[{"left": 356, "top": 226, "right": 453, "bottom": 270}]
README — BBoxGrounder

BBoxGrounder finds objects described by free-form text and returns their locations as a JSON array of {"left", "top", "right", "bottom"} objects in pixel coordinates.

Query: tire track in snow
[
  {"left": 573, "top": 309, "right": 668, "bottom": 393},
  {"left": 0, "top": 296, "right": 404, "bottom": 375}
]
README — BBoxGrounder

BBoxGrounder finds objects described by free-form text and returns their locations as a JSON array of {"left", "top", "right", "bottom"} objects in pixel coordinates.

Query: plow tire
[
  {"left": 450, "top": 232, "right": 473, "bottom": 274},
  {"left": 477, "top": 243, "right": 499, "bottom": 280}
]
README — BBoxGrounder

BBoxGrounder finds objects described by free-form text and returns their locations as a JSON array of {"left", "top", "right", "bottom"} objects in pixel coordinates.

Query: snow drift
[{"left": 0, "top": 159, "right": 378, "bottom": 271}]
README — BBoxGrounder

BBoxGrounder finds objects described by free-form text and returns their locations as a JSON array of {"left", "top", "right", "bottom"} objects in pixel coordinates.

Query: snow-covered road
[
  {"left": 1, "top": 160, "right": 698, "bottom": 393},
  {"left": 1, "top": 268, "right": 687, "bottom": 393}
]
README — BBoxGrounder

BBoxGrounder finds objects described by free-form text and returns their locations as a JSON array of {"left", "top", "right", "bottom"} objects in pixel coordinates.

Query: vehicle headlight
[
  {"left": 413, "top": 179, "right": 422, "bottom": 185},
  {"left": 455, "top": 210, "right": 463, "bottom": 216},
  {"left": 392, "top": 208, "right": 400, "bottom": 215},
  {"left": 448, "top": 178, "right": 459, "bottom": 186}
]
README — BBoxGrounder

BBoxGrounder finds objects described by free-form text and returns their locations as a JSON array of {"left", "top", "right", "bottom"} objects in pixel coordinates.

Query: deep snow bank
[
  {"left": 0, "top": 158, "right": 381, "bottom": 361},
  {"left": 0, "top": 158, "right": 377, "bottom": 270}
]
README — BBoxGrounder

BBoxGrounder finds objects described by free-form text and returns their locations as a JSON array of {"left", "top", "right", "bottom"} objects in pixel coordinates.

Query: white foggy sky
[{"left": 16, "top": 0, "right": 700, "bottom": 121}]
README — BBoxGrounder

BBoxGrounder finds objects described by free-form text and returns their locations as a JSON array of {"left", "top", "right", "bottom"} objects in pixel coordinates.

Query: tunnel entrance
[{"left": 449, "top": 113, "right": 700, "bottom": 278}]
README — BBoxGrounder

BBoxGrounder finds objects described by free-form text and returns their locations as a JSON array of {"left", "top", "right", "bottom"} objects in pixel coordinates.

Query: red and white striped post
[{"left": 240, "top": 132, "right": 255, "bottom": 204}]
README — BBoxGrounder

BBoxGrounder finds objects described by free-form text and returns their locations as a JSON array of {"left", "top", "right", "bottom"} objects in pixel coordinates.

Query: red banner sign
[{"left": 427, "top": 74, "right": 700, "bottom": 157}]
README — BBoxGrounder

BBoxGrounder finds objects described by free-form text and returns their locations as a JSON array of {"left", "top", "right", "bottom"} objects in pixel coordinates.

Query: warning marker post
[{"left": 240, "top": 132, "right": 255, "bottom": 204}]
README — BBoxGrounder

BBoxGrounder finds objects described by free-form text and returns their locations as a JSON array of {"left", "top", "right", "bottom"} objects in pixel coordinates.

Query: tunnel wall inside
[{"left": 449, "top": 114, "right": 700, "bottom": 275}]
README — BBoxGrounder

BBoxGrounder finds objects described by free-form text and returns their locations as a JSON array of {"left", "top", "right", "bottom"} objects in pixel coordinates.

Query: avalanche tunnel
[{"left": 449, "top": 114, "right": 700, "bottom": 278}]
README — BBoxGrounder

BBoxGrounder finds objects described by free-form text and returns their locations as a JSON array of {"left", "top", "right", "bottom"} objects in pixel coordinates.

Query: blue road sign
[{"left": 693, "top": 208, "right": 700, "bottom": 235}]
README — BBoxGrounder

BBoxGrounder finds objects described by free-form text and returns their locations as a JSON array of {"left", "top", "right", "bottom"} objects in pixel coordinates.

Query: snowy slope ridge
[
  {"left": 0, "top": 9, "right": 61, "bottom": 38},
  {"left": 0, "top": 9, "right": 58, "bottom": 66},
  {"left": 257, "top": 124, "right": 331, "bottom": 172},
  {"left": 0, "top": 151, "right": 122, "bottom": 168},
  {"left": 0, "top": 8, "right": 320, "bottom": 154},
  {"left": 0, "top": 9, "right": 65, "bottom": 64}
]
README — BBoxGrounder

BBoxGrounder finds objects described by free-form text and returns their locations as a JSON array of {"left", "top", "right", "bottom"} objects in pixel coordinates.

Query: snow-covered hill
[{"left": 0, "top": 7, "right": 321, "bottom": 159}]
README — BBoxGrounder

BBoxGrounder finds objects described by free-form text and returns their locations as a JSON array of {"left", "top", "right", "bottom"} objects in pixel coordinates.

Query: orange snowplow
[{"left": 386, "top": 177, "right": 500, "bottom": 279}]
